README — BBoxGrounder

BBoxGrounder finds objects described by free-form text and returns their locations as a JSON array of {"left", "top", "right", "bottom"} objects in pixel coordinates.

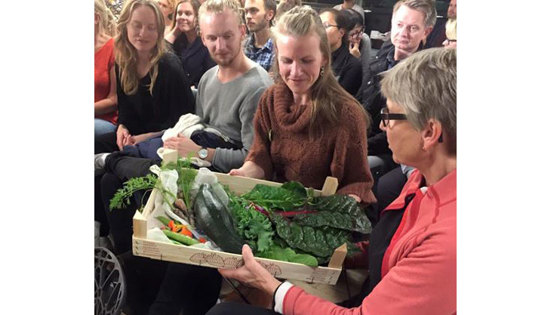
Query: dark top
[
  {"left": 170, "top": 35, "right": 216, "bottom": 88},
  {"left": 358, "top": 41, "right": 424, "bottom": 156},
  {"left": 331, "top": 42, "right": 362, "bottom": 97},
  {"left": 116, "top": 51, "right": 195, "bottom": 136},
  {"left": 425, "top": 17, "right": 448, "bottom": 48}
]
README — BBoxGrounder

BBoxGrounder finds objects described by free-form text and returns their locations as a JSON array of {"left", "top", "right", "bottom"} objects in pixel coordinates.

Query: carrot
[{"left": 180, "top": 227, "right": 193, "bottom": 238}]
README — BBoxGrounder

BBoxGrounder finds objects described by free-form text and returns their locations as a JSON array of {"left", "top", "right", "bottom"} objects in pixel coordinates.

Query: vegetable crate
[{"left": 132, "top": 155, "right": 347, "bottom": 285}]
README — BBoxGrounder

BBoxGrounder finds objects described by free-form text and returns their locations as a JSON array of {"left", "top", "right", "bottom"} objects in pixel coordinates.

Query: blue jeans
[{"left": 95, "top": 118, "right": 117, "bottom": 137}]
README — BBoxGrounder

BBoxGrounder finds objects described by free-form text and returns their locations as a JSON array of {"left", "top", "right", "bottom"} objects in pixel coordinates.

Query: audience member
[
  {"left": 274, "top": 1, "right": 296, "bottom": 23},
  {"left": 443, "top": 0, "right": 456, "bottom": 48},
  {"left": 333, "top": 0, "right": 364, "bottom": 22},
  {"left": 425, "top": 0, "right": 456, "bottom": 48},
  {"left": 95, "top": 0, "right": 119, "bottom": 138},
  {"left": 230, "top": 5, "right": 374, "bottom": 203},
  {"left": 94, "top": 0, "right": 194, "bottom": 154},
  {"left": 319, "top": 8, "right": 362, "bottom": 96},
  {"left": 165, "top": 0, "right": 216, "bottom": 88},
  {"left": 243, "top": 0, "right": 276, "bottom": 71},
  {"left": 208, "top": 46, "right": 457, "bottom": 315},
  {"left": 345, "top": 8, "right": 372, "bottom": 94},
  {"left": 357, "top": 0, "right": 436, "bottom": 172},
  {"left": 157, "top": 0, "right": 177, "bottom": 34}
]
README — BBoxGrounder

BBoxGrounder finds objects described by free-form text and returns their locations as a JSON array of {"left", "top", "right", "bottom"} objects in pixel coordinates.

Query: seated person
[
  {"left": 333, "top": 0, "right": 364, "bottom": 22},
  {"left": 94, "top": 0, "right": 195, "bottom": 154},
  {"left": 230, "top": 6, "right": 374, "bottom": 204},
  {"left": 243, "top": 0, "right": 276, "bottom": 71},
  {"left": 319, "top": 8, "right": 362, "bottom": 97},
  {"left": 94, "top": 0, "right": 118, "bottom": 137},
  {"left": 210, "top": 46, "right": 457, "bottom": 315},
  {"left": 165, "top": 0, "right": 216, "bottom": 88},
  {"left": 345, "top": 8, "right": 372, "bottom": 93}
]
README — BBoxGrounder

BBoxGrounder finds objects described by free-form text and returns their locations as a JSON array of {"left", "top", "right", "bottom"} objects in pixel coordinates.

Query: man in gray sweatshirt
[{"left": 162, "top": 0, "right": 273, "bottom": 172}]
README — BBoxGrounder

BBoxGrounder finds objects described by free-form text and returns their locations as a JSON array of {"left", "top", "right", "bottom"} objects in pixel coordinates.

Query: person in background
[
  {"left": 274, "top": 0, "right": 297, "bottom": 23},
  {"left": 157, "top": 0, "right": 177, "bottom": 34},
  {"left": 243, "top": 0, "right": 276, "bottom": 71},
  {"left": 333, "top": 0, "right": 364, "bottom": 22},
  {"left": 357, "top": 0, "right": 436, "bottom": 177},
  {"left": 229, "top": 5, "right": 375, "bottom": 204},
  {"left": 443, "top": 0, "right": 456, "bottom": 48},
  {"left": 208, "top": 46, "right": 457, "bottom": 315},
  {"left": 345, "top": 8, "right": 371, "bottom": 94},
  {"left": 165, "top": 0, "right": 216, "bottom": 88},
  {"left": 95, "top": 0, "right": 118, "bottom": 138},
  {"left": 94, "top": 0, "right": 194, "bottom": 154},
  {"left": 319, "top": 8, "right": 362, "bottom": 96}
]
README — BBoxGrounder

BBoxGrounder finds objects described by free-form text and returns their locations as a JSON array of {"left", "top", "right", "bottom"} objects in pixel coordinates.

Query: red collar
[{"left": 382, "top": 169, "right": 457, "bottom": 213}]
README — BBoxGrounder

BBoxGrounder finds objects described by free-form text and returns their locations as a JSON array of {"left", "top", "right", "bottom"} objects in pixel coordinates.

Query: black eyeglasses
[
  {"left": 380, "top": 107, "right": 444, "bottom": 143},
  {"left": 380, "top": 107, "right": 407, "bottom": 127}
]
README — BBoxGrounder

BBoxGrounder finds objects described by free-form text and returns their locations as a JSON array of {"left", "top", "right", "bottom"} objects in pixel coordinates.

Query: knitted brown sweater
[{"left": 246, "top": 83, "right": 376, "bottom": 204}]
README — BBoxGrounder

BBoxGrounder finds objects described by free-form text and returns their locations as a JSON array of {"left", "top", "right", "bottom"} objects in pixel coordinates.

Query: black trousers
[
  {"left": 149, "top": 263, "right": 223, "bottom": 315},
  {"left": 206, "top": 301, "right": 279, "bottom": 315}
]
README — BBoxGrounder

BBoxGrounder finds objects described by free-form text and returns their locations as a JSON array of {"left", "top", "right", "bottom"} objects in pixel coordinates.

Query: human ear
[{"left": 421, "top": 119, "right": 443, "bottom": 150}]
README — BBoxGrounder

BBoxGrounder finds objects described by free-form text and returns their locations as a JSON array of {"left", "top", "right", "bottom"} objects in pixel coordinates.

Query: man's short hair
[
  {"left": 393, "top": 0, "right": 437, "bottom": 28},
  {"left": 199, "top": 0, "right": 245, "bottom": 25}
]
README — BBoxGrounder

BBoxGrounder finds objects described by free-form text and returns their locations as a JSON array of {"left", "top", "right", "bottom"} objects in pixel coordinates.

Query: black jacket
[
  {"left": 170, "top": 35, "right": 216, "bottom": 88},
  {"left": 358, "top": 41, "right": 425, "bottom": 156}
]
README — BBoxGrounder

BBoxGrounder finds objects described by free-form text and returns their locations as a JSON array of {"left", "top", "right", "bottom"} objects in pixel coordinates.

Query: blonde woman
[
  {"left": 95, "top": 0, "right": 194, "bottom": 153},
  {"left": 230, "top": 5, "right": 375, "bottom": 203},
  {"left": 95, "top": 0, "right": 118, "bottom": 137}
]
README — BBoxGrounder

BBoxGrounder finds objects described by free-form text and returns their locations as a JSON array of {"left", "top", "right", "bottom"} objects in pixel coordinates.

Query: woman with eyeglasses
[
  {"left": 318, "top": 8, "right": 362, "bottom": 97},
  {"left": 344, "top": 8, "right": 371, "bottom": 94},
  {"left": 208, "top": 47, "right": 456, "bottom": 315}
]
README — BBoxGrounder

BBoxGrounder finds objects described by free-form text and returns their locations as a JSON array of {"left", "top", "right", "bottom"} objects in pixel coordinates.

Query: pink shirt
[{"left": 278, "top": 169, "right": 457, "bottom": 315}]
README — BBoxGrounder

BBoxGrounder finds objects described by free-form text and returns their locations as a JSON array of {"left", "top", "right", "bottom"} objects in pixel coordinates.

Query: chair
[{"left": 95, "top": 247, "right": 126, "bottom": 315}]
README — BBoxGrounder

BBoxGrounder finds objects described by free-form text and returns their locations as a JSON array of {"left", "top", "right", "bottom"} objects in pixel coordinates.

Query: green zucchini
[{"left": 193, "top": 183, "right": 246, "bottom": 254}]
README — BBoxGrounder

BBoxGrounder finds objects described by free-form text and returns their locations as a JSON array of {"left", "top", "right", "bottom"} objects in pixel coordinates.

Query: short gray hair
[
  {"left": 393, "top": 0, "right": 437, "bottom": 28},
  {"left": 380, "top": 48, "right": 456, "bottom": 154}
]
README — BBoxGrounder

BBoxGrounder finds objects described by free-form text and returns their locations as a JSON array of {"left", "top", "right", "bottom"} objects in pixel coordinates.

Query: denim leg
[{"left": 95, "top": 118, "right": 117, "bottom": 137}]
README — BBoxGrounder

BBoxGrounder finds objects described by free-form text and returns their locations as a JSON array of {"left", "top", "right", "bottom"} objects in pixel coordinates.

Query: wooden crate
[{"left": 132, "top": 150, "right": 347, "bottom": 285}]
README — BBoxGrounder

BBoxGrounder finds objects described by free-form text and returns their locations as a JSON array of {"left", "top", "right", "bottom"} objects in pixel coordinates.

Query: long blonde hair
[
  {"left": 114, "top": 0, "right": 168, "bottom": 95},
  {"left": 95, "top": 0, "right": 117, "bottom": 36},
  {"left": 271, "top": 5, "right": 370, "bottom": 137}
]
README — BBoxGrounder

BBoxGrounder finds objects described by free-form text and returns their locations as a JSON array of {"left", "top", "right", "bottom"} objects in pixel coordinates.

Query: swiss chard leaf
[
  {"left": 240, "top": 182, "right": 311, "bottom": 211},
  {"left": 258, "top": 243, "right": 318, "bottom": 267}
]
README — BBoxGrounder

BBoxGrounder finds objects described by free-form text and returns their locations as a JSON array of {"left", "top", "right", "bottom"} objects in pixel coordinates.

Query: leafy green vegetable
[
  {"left": 109, "top": 174, "right": 158, "bottom": 210},
  {"left": 229, "top": 196, "right": 274, "bottom": 253},
  {"left": 240, "top": 181, "right": 312, "bottom": 211},
  {"left": 270, "top": 213, "right": 351, "bottom": 258},
  {"left": 258, "top": 243, "right": 318, "bottom": 267}
]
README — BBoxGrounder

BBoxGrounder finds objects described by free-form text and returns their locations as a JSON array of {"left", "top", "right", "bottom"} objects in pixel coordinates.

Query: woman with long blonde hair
[
  {"left": 230, "top": 5, "right": 374, "bottom": 203},
  {"left": 95, "top": 0, "right": 194, "bottom": 153},
  {"left": 95, "top": 0, "right": 118, "bottom": 137}
]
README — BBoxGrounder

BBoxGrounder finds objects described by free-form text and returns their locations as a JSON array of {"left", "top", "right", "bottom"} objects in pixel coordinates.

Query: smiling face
[
  {"left": 390, "top": 5, "right": 431, "bottom": 54},
  {"left": 176, "top": 1, "right": 197, "bottom": 33},
  {"left": 126, "top": 5, "right": 159, "bottom": 54},
  {"left": 199, "top": 9, "right": 245, "bottom": 67},
  {"left": 244, "top": 0, "right": 272, "bottom": 33},
  {"left": 276, "top": 31, "right": 326, "bottom": 98}
]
